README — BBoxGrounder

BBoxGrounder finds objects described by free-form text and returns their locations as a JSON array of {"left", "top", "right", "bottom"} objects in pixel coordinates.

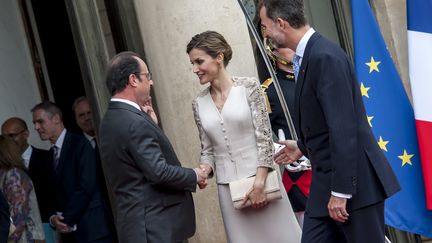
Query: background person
[
  {"left": 2, "top": 117, "right": 57, "bottom": 243},
  {"left": 32, "top": 101, "right": 113, "bottom": 243},
  {"left": 0, "top": 135, "right": 45, "bottom": 243},
  {"left": 72, "top": 97, "right": 117, "bottom": 242},
  {"left": 260, "top": 46, "right": 312, "bottom": 227}
]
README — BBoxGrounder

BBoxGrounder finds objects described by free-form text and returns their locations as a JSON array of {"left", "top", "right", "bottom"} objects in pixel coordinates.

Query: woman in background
[
  {"left": 0, "top": 135, "right": 44, "bottom": 243},
  {"left": 187, "top": 30, "right": 301, "bottom": 243}
]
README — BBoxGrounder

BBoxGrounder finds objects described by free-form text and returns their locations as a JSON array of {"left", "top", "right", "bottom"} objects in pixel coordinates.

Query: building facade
[{"left": 0, "top": 0, "right": 413, "bottom": 242}]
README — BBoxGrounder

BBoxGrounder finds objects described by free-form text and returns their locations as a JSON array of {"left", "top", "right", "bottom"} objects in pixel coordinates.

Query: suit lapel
[
  {"left": 56, "top": 131, "right": 71, "bottom": 177},
  {"left": 294, "top": 32, "right": 321, "bottom": 132}
]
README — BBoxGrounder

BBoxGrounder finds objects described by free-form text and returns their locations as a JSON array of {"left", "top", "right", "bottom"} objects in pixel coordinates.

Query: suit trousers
[
  {"left": 61, "top": 232, "right": 112, "bottom": 243},
  {"left": 301, "top": 202, "right": 385, "bottom": 243}
]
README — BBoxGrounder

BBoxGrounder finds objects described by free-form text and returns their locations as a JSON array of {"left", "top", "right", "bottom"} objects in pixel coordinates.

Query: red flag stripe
[{"left": 416, "top": 119, "right": 432, "bottom": 209}]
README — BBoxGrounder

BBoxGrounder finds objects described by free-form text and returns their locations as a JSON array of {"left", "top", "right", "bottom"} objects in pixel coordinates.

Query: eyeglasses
[
  {"left": 4, "top": 129, "right": 26, "bottom": 139},
  {"left": 134, "top": 72, "right": 152, "bottom": 81}
]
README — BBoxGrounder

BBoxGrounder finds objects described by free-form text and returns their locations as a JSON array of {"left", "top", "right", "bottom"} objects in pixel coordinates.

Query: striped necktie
[
  {"left": 293, "top": 54, "right": 301, "bottom": 81},
  {"left": 52, "top": 145, "right": 60, "bottom": 171}
]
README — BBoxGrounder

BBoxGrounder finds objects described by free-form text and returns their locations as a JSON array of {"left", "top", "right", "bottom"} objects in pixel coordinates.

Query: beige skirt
[{"left": 218, "top": 180, "right": 302, "bottom": 243}]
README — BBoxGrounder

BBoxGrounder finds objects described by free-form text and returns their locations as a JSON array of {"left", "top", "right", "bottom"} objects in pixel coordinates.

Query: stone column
[
  {"left": 64, "top": 0, "right": 111, "bottom": 124},
  {"left": 371, "top": 0, "right": 410, "bottom": 100},
  {"left": 133, "top": 1, "right": 258, "bottom": 242}
]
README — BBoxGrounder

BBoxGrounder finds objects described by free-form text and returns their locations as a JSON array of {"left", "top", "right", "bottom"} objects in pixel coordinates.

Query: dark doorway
[{"left": 25, "top": 0, "right": 86, "bottom": 133}]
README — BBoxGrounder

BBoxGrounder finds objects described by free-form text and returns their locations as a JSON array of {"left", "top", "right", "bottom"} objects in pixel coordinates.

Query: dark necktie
[
  {"left": 293, "top": 54, "right": 301, "bottom": 81},
  {"left": 91, "top": 137, "right": 97, "bottom": 149},
  {"left": 52, "top": 145, "right": 60, "bottom": 172}
]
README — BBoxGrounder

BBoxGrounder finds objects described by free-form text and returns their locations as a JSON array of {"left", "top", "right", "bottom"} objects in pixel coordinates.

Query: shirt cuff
[
  {"left": 193, "top": 168, "right": 200, "bottom": 182},
  {"left": 49, "top": 215, "right": 56, "bottom": 227},
  {"left": 331, "top": 191, "right": 352, "bottom": 199}
]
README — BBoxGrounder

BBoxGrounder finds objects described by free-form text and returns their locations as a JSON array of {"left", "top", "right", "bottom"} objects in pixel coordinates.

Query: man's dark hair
[
  {"left": 261, "top": 0, "right": 307, "bottom": 29},
  {"left": 105, "top": 51, "right": 141, "bottom": 96},
  {"left": 31, "top": 101, "right": 63, "bottom": 121}
]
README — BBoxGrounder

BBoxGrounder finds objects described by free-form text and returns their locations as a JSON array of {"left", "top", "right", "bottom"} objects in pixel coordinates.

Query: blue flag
[{"left": 352, "top": 0, "right": 432, "bottom": 237}]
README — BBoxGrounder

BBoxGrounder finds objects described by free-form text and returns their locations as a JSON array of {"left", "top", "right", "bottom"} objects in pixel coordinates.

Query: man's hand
[
  {"left": 274, "top": 140, "right": 303, "bottom": 165},
  {"left": 51, "top": 215, "right": 71, "bottom": 233},
  {"left": 194, "top": 167, "right": 208, "bottom": 189},
  {"left": 197, "top": 164, "right": 212, "bottom": 189},
  {"left": 328, "top": 195, "right": 349, "bottom": 223},
  {"left": 140, "top": 97, "right": 158, "bottom": 124},
  {"left": 197, "top": 178, "right": 208, "bottom": 189}
]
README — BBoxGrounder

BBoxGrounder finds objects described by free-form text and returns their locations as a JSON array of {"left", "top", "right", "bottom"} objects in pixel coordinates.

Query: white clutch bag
[{"left": 229, "top": 170, "right": 282, "bottom": 209}]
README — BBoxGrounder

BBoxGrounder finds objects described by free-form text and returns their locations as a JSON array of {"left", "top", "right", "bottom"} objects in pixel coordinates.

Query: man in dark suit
[
  {"left": 72, "top": 96, "right": 118, "bottom": 241},
  {"left": 259, "top": 0, "right": 401, "bottom": 242},
  {"left": 99, "top": 51, "right": 206, "bottom": 243},
  {"left": 1, "top": 117, "right": 56, "bottom": 224},
  {"left": 31, "top": 101, "right": 113, "bottom": 243}
]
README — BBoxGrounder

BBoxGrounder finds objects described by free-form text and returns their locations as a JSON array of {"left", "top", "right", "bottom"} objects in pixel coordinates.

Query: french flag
[{"left": 407, "top": 0, "right": 432, "bottom": 209}]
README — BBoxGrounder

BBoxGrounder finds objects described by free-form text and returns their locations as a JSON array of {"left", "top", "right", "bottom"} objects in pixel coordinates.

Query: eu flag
[{"left": 352, "top": 0, "right": 432, "bottom": 237}]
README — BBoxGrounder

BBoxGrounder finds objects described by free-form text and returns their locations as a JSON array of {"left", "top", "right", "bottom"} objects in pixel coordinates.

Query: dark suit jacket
[
  {"left": 80, "top": 133, "right": 118, "bottom": 241},
  {"left": 99, "top": 101, "right": 197, "bottom": 243},
  {"left": 294, "top": 32, "right": 400, "bottom": 217},
  {"left": 27, "top": 146, "right": 56, "bottom": 223},
  {"left": 55, "top": 131, "right": 111, "bottom": 242},
  {"left": 0, "top": 190, "right": 9, "bottom": 243}
]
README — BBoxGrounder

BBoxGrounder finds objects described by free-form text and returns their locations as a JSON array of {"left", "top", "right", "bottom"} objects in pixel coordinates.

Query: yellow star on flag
[
  {"left": 366, "top": 56, "right": 381, "bottom": 73},
  {"left": 377, "top": 136, "right": 389, "bottom": 152},
  {"left": 398, "top": 149, "right": 414, "bottom": 166},
  {"left": 367, "top": 115, "right": 374, "bottom": 127},
  {"left": 360, "top": 83, "right": 371, "bottom": 98}
]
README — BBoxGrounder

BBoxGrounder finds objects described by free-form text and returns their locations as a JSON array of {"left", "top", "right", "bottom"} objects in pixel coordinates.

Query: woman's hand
[
  {"left": 243, "top": 184, "right": 268, "bottom": 209},
  {"left": 241, "top": 167, "right": 269, "bottom": 209}
]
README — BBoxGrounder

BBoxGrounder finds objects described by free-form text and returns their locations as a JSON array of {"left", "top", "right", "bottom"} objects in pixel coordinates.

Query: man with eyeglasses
[
  {"left": 1, "top": 117, "right": 57, "bottom": 240},
  {"left": 99, "top": 51, "right": 207, "bottom": 243}
]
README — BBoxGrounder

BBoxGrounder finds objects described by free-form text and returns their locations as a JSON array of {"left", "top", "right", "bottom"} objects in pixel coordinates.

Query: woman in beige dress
[{"left": 187, "top": 31, "right": 301, "bottom": 243}]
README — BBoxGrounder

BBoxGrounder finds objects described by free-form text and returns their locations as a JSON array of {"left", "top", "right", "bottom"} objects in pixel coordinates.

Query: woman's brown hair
[
  {"left": 0, "top": 135, "right": 26, "bottom": 170},
  {"left": 186, "top": 30, "right": 233, "bottom": 67}
]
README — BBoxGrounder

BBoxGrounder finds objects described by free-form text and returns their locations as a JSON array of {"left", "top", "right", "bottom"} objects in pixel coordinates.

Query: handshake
[{"left": 193, "top": 164, "right": 212, "bottom": 189}]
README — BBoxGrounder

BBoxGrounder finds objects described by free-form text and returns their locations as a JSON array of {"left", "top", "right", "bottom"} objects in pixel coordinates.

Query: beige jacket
[{"left": 192, "top": 76, "right": 275, "bottom": 184}]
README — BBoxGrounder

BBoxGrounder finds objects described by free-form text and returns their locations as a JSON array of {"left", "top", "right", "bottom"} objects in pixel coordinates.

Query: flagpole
[{"left": 236, "top": 0, "right": 297, "bottom": 141}]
